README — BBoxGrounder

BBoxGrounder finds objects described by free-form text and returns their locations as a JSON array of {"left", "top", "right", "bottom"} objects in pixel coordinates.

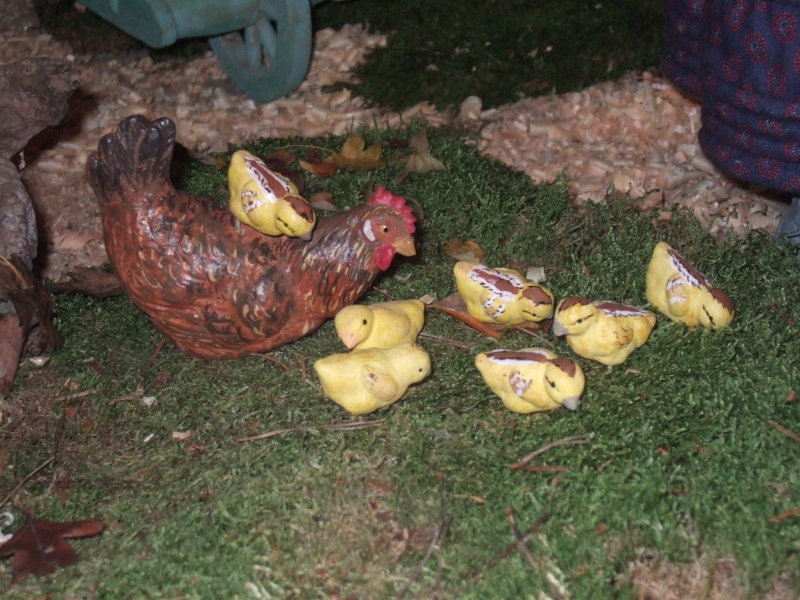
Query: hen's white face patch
[{"left": 363, "top": 219, "right": 375, "bottom": 241}]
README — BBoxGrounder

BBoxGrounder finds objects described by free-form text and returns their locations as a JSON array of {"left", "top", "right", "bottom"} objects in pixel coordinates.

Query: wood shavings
[{"left": 478, "top": 69, "right": 785, "bottom": 239}]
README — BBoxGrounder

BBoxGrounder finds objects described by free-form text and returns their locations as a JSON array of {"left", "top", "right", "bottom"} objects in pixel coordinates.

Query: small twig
[
  {"left": 372, "top": 287, "right": 397, "bottom": 301},
  {"left": 768, "top": 420, "right": 800, "bottom": 444},
  {"left": 111, "top": 385, "right": 144, "bottom": 404},
  {"left": 517, "top": 465, "right": 568, "bottom": 473},
  {"left": 451, "top": 494, "right": 487, "bottom": 504},
  {"left": 470, "top": 513, "right": 550, "bottom": 583},
  {"left": 144, "top": 336, "right": 166, "bottom": 374},
  {"left": 401, "top": 515, "right": 452, "bottom": 599},
  {"left": 512, "top": 326, "right": 554, "bottom": 347},
  {"left": 259, "top": 353, "right": 291, "bottom": 371},
  {"left": 769, "top": 508, "right": 800, "bottom": 523},
  {"left": 418, "top": 332, "right": 475, "bottom": 350},
  {"left": 0, "top": 457, "right": 55, "bottom": 511},
  {"left": 52, "top": 388, "right": 98, "bottom": 402},
  {"left": 237, "top": 419, "right": 384, "bottom": 442},
  {"left": 511, "top": 436, "right": 588, "bottom": 469},
  {"left": 505, "top": 508, "right": 539, "bottom": 570}
]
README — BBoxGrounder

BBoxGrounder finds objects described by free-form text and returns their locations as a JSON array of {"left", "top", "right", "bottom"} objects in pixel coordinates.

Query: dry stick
[
  {"left": 52, "top": 388, "right": 98, "bottom": 402},
  {"left": 0, "top": 457, "right": 55, "bottom": 511},
  {"left": 260, "top": 354, "right": 291, "bottom": 372},
  {"left": 144, "top": 336, "right": 166, "bottom": 373},
  {"left": 401, "top": 474, "right": 452, "bottom": 600},
  {"left": 517, "top": 465, "right": 569, "bottom": 473},
  {"left": 401, "top": 515, "right": 453, "bottom": 600},
  {"left": 768, "top": 420, "right": 800, "bottom": 444},
  {"left": 470, "top": 513, "right": 551, "bottom": 583},
  {"left": 237, "top": 419, "right": 384, "bottom": 442},
  {"left": 769, "top": 508, "right": 800, "bottom": 523},
  {"left": 418, "top": 332, "right": 475, "bottom": 350},
  {"left": 505, "top": 507, "right": 539, "bottom": 570},
  {"left": 511, "top": 435, "right": 588, "bottom": 469}
]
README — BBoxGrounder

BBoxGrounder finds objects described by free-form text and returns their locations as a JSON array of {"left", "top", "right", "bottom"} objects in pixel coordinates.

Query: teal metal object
[{"left": 80, "top": 0, "right": 330, "bottom": 102}]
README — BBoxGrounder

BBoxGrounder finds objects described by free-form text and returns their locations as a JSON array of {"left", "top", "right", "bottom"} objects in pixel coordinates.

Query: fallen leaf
[
  {"left": 172, "top": 430, "right": 192, "bottom": 441},
  {"left": 299, "top": 150, "right": 338, "bottom": 177},
  {"left": 395, "top": 130, "right": 446, "bottom": 183},
  {"left": 0, "top": 518, "right": 104, "bottom": 584},
  {"left": 325, "top": 135, "right": 385, "bottom": 171},
  {"left": 431, "top": 293, "right": 552, "bottom": 339},
  {"left": 430, "top": 293, "right": 501, "bottom": 340},
  {"left": 263, "top": 149, "right": 297, "bottom": 168},
  {"left": 444, "top": 238, "right": 485, "bottom": 262},
  {"left": 308, "top": 192, "right": 339, "bottom": 212}
]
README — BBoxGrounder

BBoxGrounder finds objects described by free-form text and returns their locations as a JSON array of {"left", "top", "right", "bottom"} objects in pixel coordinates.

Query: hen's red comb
[{"left": 368, "top": 187, "right": 416, "bottom": 234}]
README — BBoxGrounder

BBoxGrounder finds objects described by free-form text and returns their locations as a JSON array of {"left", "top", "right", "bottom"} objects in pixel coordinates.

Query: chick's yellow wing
[{"left": 362, "top": 364, "right": 400, "bottom": 402}]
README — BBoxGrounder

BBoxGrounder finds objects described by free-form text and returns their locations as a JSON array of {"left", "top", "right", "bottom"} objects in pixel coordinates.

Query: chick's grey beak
[
  {"left": 551, "top": 319, "right": 567, "bottom": 337},
  {"left": 562, "top": 396, "right": 580, "bottom": 411},
  {"left": 299, "top": 230, "right": 313, "bottom": 241}
]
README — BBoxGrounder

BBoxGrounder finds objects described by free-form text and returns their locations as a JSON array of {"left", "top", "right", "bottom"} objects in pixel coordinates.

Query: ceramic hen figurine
[
  {"left": 552, "top": 297, "right": 656, "bottom": 366},
  {"left": 334, "top": 299, "right": 425, "bottom": 350},
  {"left": 314, "top": 342, "right": 431, "bottom": 415},
  {"left": 227, "top": 149, "right": 316, "bottom": 239},
  {"left": 645, "top": 242, "right": 734, "bottom": 329},
  {"left": 87, "top": 116, "right": 417, "bottom": 359},
  {"left": 475, "top": 348, "right": 585, "bottom": 414},
  {"left": 453, "top": 262, "right": 554, "bottom": 326}
]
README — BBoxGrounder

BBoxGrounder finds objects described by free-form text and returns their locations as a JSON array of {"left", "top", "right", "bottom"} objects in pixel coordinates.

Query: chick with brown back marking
[
  {"left": 454, "top": 262, "right": 554, "bottom": 325},
  {"left": 475, "top": 348, "right": 585, "bottom": 414},
  {"left": 552, "top": 297, "right": 656, "bottom": 366},
  {"left": 646, "top": 242, "right": 734, "bottom": 329}
]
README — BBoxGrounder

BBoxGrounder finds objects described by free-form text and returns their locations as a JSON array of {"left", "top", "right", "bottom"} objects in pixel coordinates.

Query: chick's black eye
[
  {"left": 576, "top": 318, "right": 583, "bottom": 324},
  {"left": 362, "top": 319, "right": 368, "bottom": 325},
  {"left": 382, "top": 226, "right": 389, "bottom": 233},
  {"left": 418, "top": 368, "right": 423, "bottom": 372}
]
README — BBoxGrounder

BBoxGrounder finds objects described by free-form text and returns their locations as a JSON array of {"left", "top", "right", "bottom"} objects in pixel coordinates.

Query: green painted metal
[{"left": 80, "top": 0, "right": 331, "bottom": 102}]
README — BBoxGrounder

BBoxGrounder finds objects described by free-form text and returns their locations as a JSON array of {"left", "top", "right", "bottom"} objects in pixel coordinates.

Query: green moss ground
[{"left": 2, "top": 126, "right": 799, "bottom": 597}]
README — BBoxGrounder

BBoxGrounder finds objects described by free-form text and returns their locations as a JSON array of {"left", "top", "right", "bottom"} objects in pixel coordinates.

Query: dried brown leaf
[
  {"left": 308, "top": 192, "right": 339, "bottom": 212},
  {"left": 395, "top": 130, "right": 446, "bottom": 183},
  {"left": 0, "top": 518, "right": 104, "bottom": 584},
  {"left": 444, "top": 238, "right": 485, "bottom": 262},
  {"left": 324, "top": 135, "right": 385, "bottom": 171},
  {"left": 299, "top": 158, "right": 338, "bottom": 177}
]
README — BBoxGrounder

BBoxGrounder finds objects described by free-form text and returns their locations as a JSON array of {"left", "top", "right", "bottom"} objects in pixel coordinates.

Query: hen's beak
[{"left": 393, "top": 236, "right": 416, "bottom": 257}]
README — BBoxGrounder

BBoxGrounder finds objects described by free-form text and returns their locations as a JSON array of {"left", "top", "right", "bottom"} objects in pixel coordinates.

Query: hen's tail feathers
[{"left": 86, "top": 115, "right": 176, "bottom": 202}]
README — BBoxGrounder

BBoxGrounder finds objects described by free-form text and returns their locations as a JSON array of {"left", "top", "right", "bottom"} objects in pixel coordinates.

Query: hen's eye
[{"left": 382, "top": 225, "right": 389, "bottom": 233}]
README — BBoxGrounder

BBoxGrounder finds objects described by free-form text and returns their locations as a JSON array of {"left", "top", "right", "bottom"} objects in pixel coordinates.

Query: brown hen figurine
[{"left": 86, "top": 115, "right": 416, "bottom": 359}]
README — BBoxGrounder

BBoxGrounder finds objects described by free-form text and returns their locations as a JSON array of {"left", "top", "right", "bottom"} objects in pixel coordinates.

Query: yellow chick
[
  {"left": 227, "top": 150, "right": 316, "bottom": 239},
  {"left": 475, "top": 347, "right": 585, "bottom": 414},
  {"left": 645, "top": 242, "right": 734, "bottom": 329},
  {"left": 453, "top": 261, "right": 555, "bottom": 325},
  {"left": 552, "top": 296, "right": 656, "bottom": 366},
  {"left": 334, "top": 299, "right": 425, "bottom": 351},
  {"left": 314, "top": 342, "right": 431, "bottom": 415}
]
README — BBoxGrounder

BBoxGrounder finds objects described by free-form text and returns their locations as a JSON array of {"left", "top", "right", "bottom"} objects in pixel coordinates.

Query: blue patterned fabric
[{"left": 662, "top": 0, "right": 800, "bottom": 194}]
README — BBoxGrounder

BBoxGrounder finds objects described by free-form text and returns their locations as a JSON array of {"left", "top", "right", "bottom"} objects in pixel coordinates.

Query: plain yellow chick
[
  {"left": 475, "top": 347, "right": 585, "bottom": 414},
  {"left": 453, "top": 261, "right": 554, "bottom": 325},
  {"left": 313, "top": 342, "right": 431, "bottom": 415},
  {"left": 645, "top": 242, "right": 734, "bottom": 329},
  {"left": 552, "top": 296, "right": 656, "bottom": 366},
  {"left": 334, "top": 299, "right": 425, "bottom": 350},
  {"left": 227, "top": 150, "right": 316, "bottom": 239}
]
